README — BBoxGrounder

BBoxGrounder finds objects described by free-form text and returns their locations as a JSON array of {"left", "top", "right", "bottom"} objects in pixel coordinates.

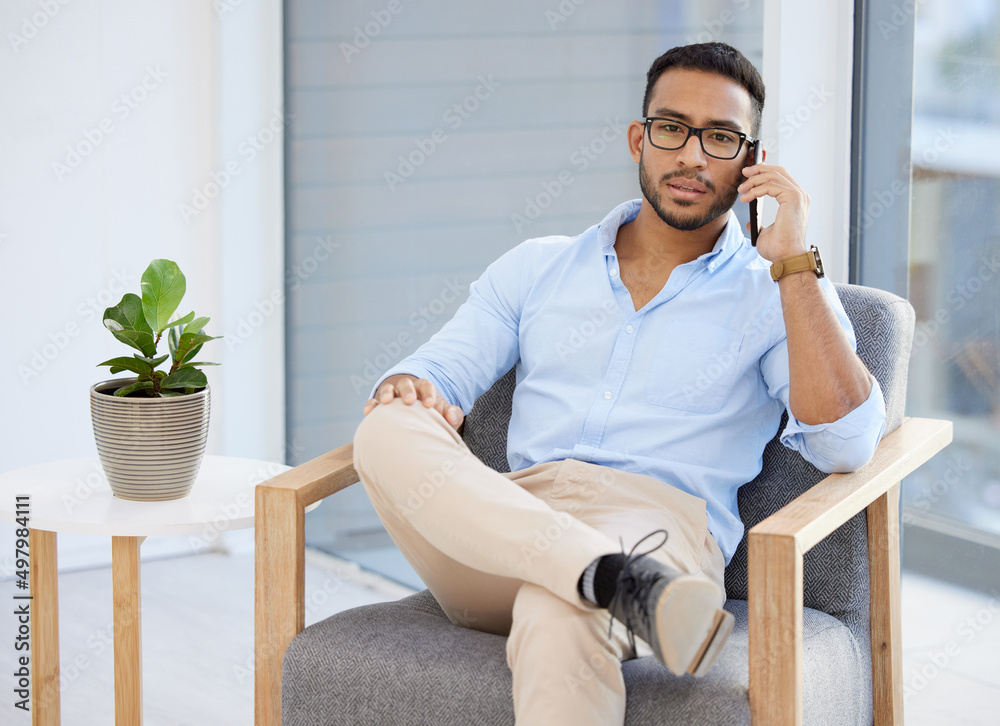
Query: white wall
[
  {"left": 762, "top": 0, "right": 855, "bottom": 282},
  {"left": 0, "top": 0, "right": 285, "bottom": 476}
]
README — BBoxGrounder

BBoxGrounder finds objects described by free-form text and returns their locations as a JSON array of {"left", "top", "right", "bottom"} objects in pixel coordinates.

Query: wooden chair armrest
[
  {"left": 254, "top": 442, "right": 359, "bottom": 726},
  {"left": 747, "top": 417, "right": 953, "bottom": 726},
  {"left": 255, "top": 442, "right": 358, "bottom": 506}
]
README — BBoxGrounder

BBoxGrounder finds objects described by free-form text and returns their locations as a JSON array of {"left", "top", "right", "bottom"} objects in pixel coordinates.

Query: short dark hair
[{"left": 642, "top": 42, "right": 765, "bottom": 136}]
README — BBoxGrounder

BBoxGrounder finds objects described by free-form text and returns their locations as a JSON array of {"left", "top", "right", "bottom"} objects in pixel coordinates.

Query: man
[{"left": 353, "top": 42, "right": 885, "bottom": 726}]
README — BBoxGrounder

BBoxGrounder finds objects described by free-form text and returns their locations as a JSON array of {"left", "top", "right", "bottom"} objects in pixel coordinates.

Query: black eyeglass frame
[{"left": 642, "top": 117, "right": 756, "bottom": 160}]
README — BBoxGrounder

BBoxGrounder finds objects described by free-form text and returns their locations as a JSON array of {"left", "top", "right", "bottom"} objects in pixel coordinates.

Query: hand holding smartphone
[{"left": 749, "top": 141, "right": 763, "bottom": 247}]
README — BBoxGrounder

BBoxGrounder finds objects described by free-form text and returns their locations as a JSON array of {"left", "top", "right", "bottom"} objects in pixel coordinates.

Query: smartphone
[{"left": 749, "top": 141, "right": 763, "bottom": 247}]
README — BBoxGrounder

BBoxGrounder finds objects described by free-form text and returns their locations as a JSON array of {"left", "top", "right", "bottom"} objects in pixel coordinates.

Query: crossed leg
[{"left": 353, "top": 399, "right": 725, "bottom": 725}]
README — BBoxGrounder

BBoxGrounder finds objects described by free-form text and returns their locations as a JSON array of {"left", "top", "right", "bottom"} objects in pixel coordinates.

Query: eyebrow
[{"left": 651, "top": 108, "right": 746, "bottom": 133}]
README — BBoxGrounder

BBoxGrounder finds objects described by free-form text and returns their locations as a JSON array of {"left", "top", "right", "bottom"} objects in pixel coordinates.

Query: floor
[
  {"left": 0, "top": 529, "right": 414, "bottom": 725},
  {"left": 898, "top": 571, "right": 1000, "bottom": 724},
  {"left": 0, "top": 529, "right": 996, "bottom": 724}
]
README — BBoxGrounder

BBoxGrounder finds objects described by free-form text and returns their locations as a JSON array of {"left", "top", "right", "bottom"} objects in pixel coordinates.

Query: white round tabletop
[{"left": 0, "top": 455, "right": 302, "bottom": 536}]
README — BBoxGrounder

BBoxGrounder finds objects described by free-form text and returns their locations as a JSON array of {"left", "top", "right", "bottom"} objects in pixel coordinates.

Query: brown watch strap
[{"left": 770, "top": 245, "right": 824, "bottom": 282}]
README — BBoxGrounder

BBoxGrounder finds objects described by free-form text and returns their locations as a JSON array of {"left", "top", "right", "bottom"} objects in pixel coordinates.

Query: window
[{"left": 901, "top": 0, "right": 1000, "bottom": 586}]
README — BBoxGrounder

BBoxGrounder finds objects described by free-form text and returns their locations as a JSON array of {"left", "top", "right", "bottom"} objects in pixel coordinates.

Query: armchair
[{"left": 255, "top": 283, "right": 952, "bottom": 725}]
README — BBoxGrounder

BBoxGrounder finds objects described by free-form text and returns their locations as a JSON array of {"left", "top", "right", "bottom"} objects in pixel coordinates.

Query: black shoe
[{"left": 607, "top": 530, "right": 734, "bottom": 677}]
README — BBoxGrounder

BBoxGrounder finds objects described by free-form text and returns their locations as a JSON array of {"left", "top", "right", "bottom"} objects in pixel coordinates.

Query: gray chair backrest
[{"left": 461, "top": 283, "right": 915, "bottom": 645}]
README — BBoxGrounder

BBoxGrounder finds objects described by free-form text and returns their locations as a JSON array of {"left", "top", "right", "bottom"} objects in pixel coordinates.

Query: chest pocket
[{"left": 645, "top": 320, "right": 745, "bottom": 414}]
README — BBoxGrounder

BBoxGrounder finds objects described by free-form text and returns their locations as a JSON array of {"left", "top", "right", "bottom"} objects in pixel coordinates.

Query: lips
[{"left": 666, "top": 179, "right": 708, "bottom": 200}]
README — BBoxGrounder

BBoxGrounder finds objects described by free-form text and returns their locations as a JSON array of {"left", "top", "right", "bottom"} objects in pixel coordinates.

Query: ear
[{"left": 627, "top": 120, "right": 645, "bottom": 163}]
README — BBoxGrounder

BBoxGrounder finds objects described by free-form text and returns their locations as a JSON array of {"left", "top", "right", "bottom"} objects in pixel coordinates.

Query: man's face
[{"left": 638, "top": 68, "right": 756, "bottom": 232}]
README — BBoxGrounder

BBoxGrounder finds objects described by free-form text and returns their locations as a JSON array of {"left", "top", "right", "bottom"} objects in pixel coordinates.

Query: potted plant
[{"left": 90, "top": 259, "right": 221, "bottom": 501}]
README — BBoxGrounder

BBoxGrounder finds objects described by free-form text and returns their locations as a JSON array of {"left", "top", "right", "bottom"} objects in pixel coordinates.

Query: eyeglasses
[{"left": 643, "top": 117, "right": 755, "bottom": 160}]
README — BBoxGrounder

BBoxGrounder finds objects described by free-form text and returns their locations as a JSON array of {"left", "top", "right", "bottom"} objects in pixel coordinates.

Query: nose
[{"left": 675, "top": 131, "right": 708, "bottom": 169}]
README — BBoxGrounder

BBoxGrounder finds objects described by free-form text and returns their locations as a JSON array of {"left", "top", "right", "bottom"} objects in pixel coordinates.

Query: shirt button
[
  {"left": 604, "top": 391, "right": 612, "bottom": 399},
  {"left": 610, "top": 268, "right": 618, "bottom": 277},
  {"left": 626, "top": 325, "right": 634, "bottom": 334}
]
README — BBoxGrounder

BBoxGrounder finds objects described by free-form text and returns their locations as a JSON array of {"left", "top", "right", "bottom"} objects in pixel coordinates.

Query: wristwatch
[{"left": 770, "top": 245, "right": 825, "bottom": 282}]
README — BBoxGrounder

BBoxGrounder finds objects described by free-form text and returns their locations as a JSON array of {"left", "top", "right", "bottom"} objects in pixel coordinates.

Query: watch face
[{"left": 811, "top": 246, "right": 825, "bottom": 277}]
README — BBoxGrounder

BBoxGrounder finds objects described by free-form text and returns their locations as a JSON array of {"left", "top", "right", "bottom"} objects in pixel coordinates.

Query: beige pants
[{"left": 353, "top": 400, "right": 726, "bottom": 726}]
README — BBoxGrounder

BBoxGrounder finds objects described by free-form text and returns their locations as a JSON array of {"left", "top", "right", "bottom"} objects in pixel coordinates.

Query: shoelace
[{"left": 606, "top": 529, "right": 670, "bottom": 655}]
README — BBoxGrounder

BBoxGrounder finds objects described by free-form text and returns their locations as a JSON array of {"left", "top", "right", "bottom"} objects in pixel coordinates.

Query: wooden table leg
[
  {"left": 112, "top": 536, "right": 145, "bottom": 726},
  {"left": 29, "top": 528, "right": 60, "bottom": 726}
]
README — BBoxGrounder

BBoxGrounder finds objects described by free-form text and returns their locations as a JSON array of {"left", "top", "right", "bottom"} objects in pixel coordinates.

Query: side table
[{"left": 0, "top": 455, "right": 307, "bottom": 725}]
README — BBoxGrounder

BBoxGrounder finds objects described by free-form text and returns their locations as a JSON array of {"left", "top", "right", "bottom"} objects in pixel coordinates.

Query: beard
[{"left": 638, "top": 153, "right": 741, "bottom": 232}]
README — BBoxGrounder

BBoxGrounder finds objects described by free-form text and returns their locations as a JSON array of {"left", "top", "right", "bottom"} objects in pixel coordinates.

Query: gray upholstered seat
[{"left": 282, "top": 283, "right": 914, "bottom": 726}]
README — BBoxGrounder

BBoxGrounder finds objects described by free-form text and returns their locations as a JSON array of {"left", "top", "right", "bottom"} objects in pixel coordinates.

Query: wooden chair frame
[{"left": 254, "top": 416, "right": 952, "bottom": 726}]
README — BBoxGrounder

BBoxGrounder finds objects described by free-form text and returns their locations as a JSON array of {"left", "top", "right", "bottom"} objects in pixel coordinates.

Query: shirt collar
[{"left": 597, "top": 199, "right": 748, "bottom": 273}]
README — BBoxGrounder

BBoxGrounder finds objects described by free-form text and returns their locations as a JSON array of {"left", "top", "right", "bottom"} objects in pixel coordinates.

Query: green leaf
[
  {"left": 114, "top": 380, "right": 156, "bottom": 397},
  {"left": 134, "top": 353, "right": 170, "bottom": 368},
  {"left": 183, "top": 316, "right": 210, "bottom": 335},
  {"left": 160, "top": 368, "right": 207, "bottom": 391},
  {"left": 172, "top": 331, "right": 220, "bottom": 367},
  {"left": 140, "top": 260, "right": 186, "bottom": 334},
  {"left": 103, "top": 293, "right": 156, "bottom": 357},
  {"left": 97, "top": 356, "right": 154, "bottom": 377},
  {"left": 167, "top": 311, "right": 196, "bottom": 330}
]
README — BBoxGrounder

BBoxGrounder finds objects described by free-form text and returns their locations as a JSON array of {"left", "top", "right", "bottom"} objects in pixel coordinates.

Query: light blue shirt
[{"left": 378, "top": 200, "right": 886, "bottom": 562}]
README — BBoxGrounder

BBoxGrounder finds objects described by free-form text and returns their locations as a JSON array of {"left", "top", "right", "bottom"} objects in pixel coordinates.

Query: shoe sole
[
  {"left": 652, "top": 576, "right": 724, "bottom": 676},
  {"left": 686, "top": 608, "right": 735, "bottom": 677}
]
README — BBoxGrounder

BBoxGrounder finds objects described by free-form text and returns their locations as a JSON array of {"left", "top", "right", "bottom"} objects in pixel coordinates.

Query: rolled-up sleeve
[
  {"left": 779, "top": 376, "right": 886, "bottom": 472},
  {"left": 760, "top": 277, "right": 887, "bottom": 473}
]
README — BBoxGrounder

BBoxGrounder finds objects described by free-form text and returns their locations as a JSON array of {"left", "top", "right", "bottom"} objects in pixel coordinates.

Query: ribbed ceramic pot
[{"left": 90, "top": 378, "right": 210, "bottom": 501}]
